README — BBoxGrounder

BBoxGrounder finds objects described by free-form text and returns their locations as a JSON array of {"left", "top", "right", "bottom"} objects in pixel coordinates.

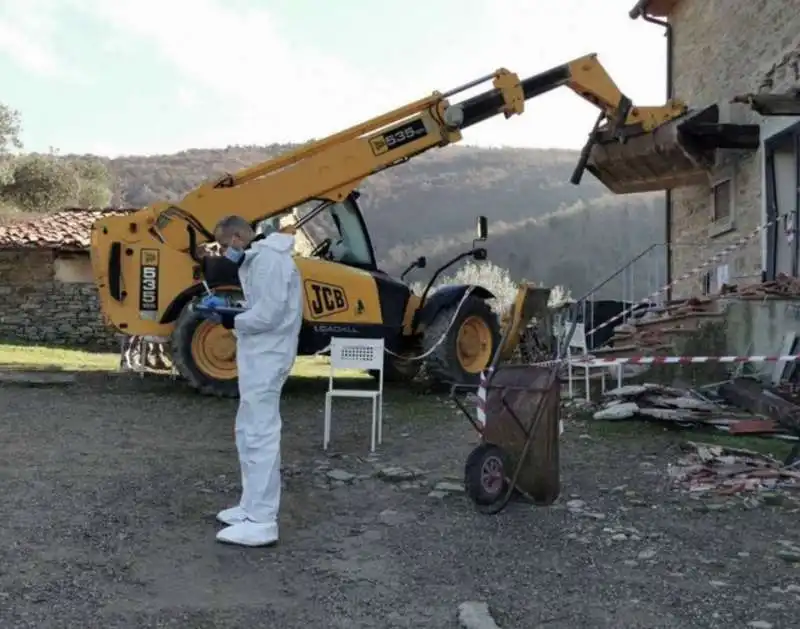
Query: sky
[{"left": 0, "top": 0, "right": 668, "bottom": 157}]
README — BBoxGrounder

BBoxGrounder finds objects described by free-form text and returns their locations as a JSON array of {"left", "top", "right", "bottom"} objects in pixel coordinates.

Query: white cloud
[
  {"left": 0, "top": 0, "right": 62, "bottom": 76},
  {"left": 69, "top": 0, "right": 388, "bottom": 146},
  {"left": 0, "top": 0, "right": 89, "bottom": 83},
  {"left": 5, "top": 0, "right": 669, "bottom": 152},
  {"left": 175, "top": 87, "right": 198, "bottom": 108}
]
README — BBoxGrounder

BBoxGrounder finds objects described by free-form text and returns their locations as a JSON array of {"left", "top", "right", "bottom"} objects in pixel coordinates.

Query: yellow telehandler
[{"left": 90, "top": 54, "right": 687, "bottom": 397}]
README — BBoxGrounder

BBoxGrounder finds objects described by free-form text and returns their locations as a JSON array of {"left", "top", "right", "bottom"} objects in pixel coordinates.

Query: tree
[
  {"left": 0, "top": 103, "right": 22, "bottom": 187},
  {"left": 0, "top": 153, "right": 114, "bottom": 213},
  {"left": 0, "top": 102, "right": 113, "bottom": 213},
  {"left": 70, "top": 157, "right": 113, "bottom": 207},
  {"left": 1, "top": 154, "right": 78, "bottom": 213}
]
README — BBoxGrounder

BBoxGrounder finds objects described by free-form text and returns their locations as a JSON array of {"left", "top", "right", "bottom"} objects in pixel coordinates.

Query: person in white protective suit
[{"left": 209, "top": 215, "right": 303, "bottom": 547}]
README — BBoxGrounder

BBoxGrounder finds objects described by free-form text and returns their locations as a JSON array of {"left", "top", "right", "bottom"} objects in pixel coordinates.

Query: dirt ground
[{"left": 1, "top": 368, "right": 799, "bottom": 629}]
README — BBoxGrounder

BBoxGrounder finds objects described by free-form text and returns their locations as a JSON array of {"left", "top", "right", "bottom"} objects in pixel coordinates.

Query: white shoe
[
  {"left": 216, "top": 506, "right": 247, "bottom": 526},
  {"left": 216, "top": 520, "right": 279, "bottom": 547}
]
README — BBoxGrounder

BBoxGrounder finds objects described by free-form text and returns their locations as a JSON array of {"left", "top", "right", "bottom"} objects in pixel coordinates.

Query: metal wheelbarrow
[
  {"left": 452, "top": 364, "right": 561, "bottom": 514},
  {"left": 450, "top": 286, "right": 575, "bottom": 514}
]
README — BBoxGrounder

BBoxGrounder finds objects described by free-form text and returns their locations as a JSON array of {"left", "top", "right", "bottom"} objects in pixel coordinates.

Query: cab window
[{"left": 261, "top": 198, "right": 375, "bottom": 269}]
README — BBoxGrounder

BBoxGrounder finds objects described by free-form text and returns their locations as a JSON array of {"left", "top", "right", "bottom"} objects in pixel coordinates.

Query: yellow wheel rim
[
  {"left": 456, "top": 315, "right": 493, "bottom": 374},
  {"left": 190, "top": 320, "right": 238, "bottom": 380}
]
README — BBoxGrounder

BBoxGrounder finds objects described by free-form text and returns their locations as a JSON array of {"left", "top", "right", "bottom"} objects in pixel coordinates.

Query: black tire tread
[
  {"left": 464, "top": 443, "right": 509, "bottom": 507},
  {"left": 170, "top": 301, "right": 239, "bottom": 399},
  {"left": 421, "top": 295, "right": 500, "bottom": 388}
]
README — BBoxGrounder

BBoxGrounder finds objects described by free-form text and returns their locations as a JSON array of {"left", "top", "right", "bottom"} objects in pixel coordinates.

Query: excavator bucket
[
  {"left": 498, "top": 284, "right": 553, "bottom": 361},
  {"left": 585, "top": 115, "right": 711, "bottom": 194},
  {"left": 584, "top": 104, "right": 761, "bottom": 194}
]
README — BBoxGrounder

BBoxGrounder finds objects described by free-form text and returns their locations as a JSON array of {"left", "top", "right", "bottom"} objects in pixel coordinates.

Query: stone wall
[
  {"left": 669, "top": 0, "right": 800, "bottom": 297},
  {"left": 0, "top": 249, "right": 120, "bottom": 350}
]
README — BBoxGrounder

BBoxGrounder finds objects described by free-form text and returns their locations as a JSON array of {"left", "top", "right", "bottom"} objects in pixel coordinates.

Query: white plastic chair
[
  {"left": 323, "top": 337, "right": 385, "bottom": 453},
  {"left": 566, "top": 322, "right": 623, "bottom": 401},
  {"left": 566, "top": 322, "right": 591, "bottom": 400}
]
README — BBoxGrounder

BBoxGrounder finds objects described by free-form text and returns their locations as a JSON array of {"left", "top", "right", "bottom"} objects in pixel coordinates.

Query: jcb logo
[
  {"left": 141, "top": 250, "right": 159, "bottom": 266},
  {"left": 369, "top": 137, "right": 388, "bottom": 155},
  {"left": 305, "top": 281, "right": 348, "bottom": 318}
]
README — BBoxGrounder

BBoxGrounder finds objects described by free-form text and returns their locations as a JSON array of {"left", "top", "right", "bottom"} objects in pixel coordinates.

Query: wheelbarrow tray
[{"left": 480, "top": 364, "right": 561, "bottom": 505}]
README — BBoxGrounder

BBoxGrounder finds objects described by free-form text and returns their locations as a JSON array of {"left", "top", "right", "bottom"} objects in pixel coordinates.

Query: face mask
[{"left": 224, "top": 246, "right": 245, "bottom": 264}]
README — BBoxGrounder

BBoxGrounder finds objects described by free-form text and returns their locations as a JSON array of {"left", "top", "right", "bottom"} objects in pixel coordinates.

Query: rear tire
[
  {"left": 171, "top": 292, "right": 241, "bottom": 398},
  {"left": 422, "top": 295, "right": 500, "bottom": 388}
]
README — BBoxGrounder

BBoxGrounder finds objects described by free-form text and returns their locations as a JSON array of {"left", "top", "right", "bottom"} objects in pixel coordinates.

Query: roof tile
[{"left": 0, "top": 207, "right": 139, "bottom": 251}]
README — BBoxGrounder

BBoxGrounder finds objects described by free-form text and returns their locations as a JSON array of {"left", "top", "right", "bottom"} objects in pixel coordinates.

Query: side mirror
[
  {"left": 476, "top": 215, "right": 488, "bottom": 241},
  {"left": 400, "top": 255, "right": 428, "bottom": 281}
]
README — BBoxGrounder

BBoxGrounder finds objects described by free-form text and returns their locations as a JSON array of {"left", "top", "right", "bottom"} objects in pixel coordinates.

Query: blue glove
[
  {"left": 195, "top": 294, "right": 240, "bottom": 330},
  {"left": 198, "top": 294, "right": 228, "bottom": 310}
]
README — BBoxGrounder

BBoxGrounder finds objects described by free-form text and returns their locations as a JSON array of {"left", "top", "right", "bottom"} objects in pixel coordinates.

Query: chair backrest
[{"left": 330, "top": 337, "right": 385, "bottom": 371}]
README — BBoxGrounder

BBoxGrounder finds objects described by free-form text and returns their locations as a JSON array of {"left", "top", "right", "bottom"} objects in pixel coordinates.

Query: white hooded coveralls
[{"left": 232, "top": 232, "right": 302, "bottom": 525}]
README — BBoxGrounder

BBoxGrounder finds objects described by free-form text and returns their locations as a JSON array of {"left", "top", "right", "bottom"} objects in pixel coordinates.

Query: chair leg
[
  {"left": 377, "top": 394, "right": 383, "bottom": 445},
  {"left": 584, "top": 366, "right": 590, "bottom": 402},
  {"left": 568, "top": 361, "right": 574, "bottom": 399},
  {"left": 323, "top": 394, "right": 332, "bottom": 450},
  {"left": 370, "top": 396, "right": 377, "bottom": 453}
]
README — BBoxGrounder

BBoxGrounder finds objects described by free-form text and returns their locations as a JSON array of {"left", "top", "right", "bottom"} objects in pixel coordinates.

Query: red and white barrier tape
[
  {"left": 569, "top": 353, "right": 800, "bottom": 367},
  {"left": 476, "top": 367, "right": 492, "bottom": 426},
  {"left": 581, "top": 212, "right": 788, "bottom": 342}
]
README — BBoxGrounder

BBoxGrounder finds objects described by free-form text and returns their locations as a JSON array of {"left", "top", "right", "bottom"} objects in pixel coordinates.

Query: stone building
[
  {"left": 0, "top": 206, "right": 317, "bottom": 351},
  {"left": 628, "top": 0, "right": 800, "bottom": 298},
  {"left": 0, "top": 208, "right": 136, "bottom": 350}
]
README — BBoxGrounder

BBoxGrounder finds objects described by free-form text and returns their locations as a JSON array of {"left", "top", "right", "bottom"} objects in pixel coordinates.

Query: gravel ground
[{"left": 1, "top": 372, "right": 799, "bottom": 629}]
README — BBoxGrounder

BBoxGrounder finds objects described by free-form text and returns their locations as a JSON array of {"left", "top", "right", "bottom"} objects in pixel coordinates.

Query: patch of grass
[
  {"left": 291, "top": 355, "right": 368, "bottom": 380},
  {"left": 287, "top": 355, "right": 453, "bottom": 415},
  {"left": 0, "top": 343, "right": 120, "bottom": 371},
  {"left": 0, "top": 344, "right": 372, "bottom": 378},
  {"left": 582, "top": 417, "right": 794, "bottom": 461}
]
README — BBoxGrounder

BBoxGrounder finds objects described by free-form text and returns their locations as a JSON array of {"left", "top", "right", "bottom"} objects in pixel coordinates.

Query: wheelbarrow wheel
[{"left": 464, "top": 443, "right": 510, "bottom": 510}]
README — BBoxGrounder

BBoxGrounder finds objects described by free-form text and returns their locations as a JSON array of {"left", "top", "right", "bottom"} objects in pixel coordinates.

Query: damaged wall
[
  {"left": 669, "top": 0, "right": 800, "bottom": 297},
  {"left": 0, "top": 250, "right": 120, "bottom": 350},
  {"left": 723, "top": 297, "right": 800, "bottom": 379}
]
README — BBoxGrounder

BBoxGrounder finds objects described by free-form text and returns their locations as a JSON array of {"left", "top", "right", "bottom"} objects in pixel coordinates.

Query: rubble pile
[
  {"left": 669, "top": 441, "right": 800, "bottom": 495},
  {"left": 719, "top": 273, "right": 800, "bottom": 300},
  {"left": 592, "top": 383, "right": 774, "bottom": 433},
  {"left": 599, "top": 296, "right": 722, "bottom": 358}
]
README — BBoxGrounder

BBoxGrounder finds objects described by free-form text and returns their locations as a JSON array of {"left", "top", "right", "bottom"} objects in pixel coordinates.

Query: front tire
[
  {"left": 171, "top": 293, "right": 240, "bottom": 398},
  {"left": 421, "top": 294, "right": 500, "bottom": 388}
]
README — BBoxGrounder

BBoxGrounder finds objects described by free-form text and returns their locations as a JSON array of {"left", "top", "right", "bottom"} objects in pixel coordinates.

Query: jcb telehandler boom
[{"left": 91, "top": 54, "right": 686, "bottom": 397}]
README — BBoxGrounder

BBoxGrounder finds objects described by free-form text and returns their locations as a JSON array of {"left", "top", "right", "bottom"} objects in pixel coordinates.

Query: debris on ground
[
  {"left": 668, "top": 441, "right": 800, "bottom": 496},
  {"left": 376, "top": 466, "right": 419, "bottom": 482},
  {"left": 591, "top": 382, "right": 800, "bottom": 444},
  {"left": 457, "top": 601, "right": 502, "bottom": 629}
]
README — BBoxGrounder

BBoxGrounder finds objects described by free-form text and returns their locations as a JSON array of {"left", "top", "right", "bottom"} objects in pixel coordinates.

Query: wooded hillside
[{"left": 102, "top": 144, "right": 664, "bottom": 297}]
